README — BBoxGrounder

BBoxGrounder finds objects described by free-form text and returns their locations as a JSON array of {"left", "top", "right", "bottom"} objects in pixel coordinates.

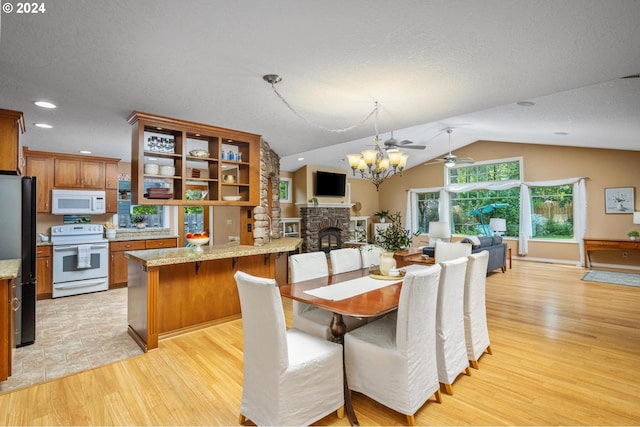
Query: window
[
  {"left": 447, "top": 158, "right": 522, "bottom": 236},
  {"left": 530, "top": 185, "right": 574, "bottom": 239},
  {"left": 450, "top": 188, "right": 520, "bottom": 236},
  {"left": 414, "top": 191, "right": 440, "bottom": 234}
]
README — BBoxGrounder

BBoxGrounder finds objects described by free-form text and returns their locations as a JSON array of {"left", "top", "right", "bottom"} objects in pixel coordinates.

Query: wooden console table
[
  {"left": 394, "top": 248, "right": 435, "bottom": 267},
  {"left": 583, "top": 237, "right": 640, "bottom": 268}
]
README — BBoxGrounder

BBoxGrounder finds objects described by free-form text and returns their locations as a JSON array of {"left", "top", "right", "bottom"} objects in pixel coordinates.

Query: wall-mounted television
[{"left": 315, "top": 171, "right": 346, "bottom": 197}]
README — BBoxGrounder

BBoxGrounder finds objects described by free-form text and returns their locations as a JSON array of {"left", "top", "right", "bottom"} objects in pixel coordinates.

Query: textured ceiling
[{"left": 0, "top": 0, "right": 639, "bottom": 172}]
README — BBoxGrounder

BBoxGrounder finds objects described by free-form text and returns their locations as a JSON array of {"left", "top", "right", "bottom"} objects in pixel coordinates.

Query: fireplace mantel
[{"left": 295, "top": 203, "right": 354, "bottom": 208}]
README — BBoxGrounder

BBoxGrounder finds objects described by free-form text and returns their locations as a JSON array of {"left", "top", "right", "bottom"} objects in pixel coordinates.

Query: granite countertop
[
  {"left": 108, "top": 233, "right": 179, "bottom": 242},
  {"left": 0, "top": 259, "right": 21, "bottom": 280},
  {"left": 125, "top": 237, "right": 302, "bottom": 267}
]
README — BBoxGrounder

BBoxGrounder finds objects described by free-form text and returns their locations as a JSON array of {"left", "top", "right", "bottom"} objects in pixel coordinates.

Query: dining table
[{"left": 279, "top": 266, "right": 426, "bottom": 425}]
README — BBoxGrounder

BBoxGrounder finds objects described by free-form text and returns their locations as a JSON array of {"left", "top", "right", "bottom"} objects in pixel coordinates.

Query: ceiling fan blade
[
  {"left": 456, "top": 157, "right": 474, "bottom": 164},
  {"left": 424, "top": 159, "right": 446, "bottom": 166},
  {"left": 401, "top": 144, "right": 427, "bottom": 150}
]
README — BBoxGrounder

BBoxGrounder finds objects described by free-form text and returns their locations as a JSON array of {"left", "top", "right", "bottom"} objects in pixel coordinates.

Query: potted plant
[
  {"left": 373, "top": 212, "right": 414, "bottom": 275},
  {"left": 374, "top": 210, "right": 390, "bottom": 223},
  {"left": 131, "top": 214, "right": 146, "bottom": 229},
  {"left": 628, "top": 230, "right": 639, "bottom": 241}
]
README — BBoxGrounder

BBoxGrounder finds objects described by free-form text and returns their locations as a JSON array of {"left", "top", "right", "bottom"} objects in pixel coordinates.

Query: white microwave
[{"left": 51, "top": 189, "right": 106, "bottom": 215}]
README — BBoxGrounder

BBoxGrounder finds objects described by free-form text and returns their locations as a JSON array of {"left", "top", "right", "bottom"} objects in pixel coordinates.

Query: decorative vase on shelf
[{"left": 379, "top": 252, "right": 397, "bottom": 276}]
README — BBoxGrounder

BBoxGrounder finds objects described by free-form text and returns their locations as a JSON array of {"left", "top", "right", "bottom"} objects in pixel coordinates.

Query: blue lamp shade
[{"left": 489, "top": 218, "right": 507, "bottom": 235}]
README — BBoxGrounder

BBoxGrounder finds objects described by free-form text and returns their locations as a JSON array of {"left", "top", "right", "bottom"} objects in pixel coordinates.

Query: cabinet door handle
[{"left": 45, "top": 260, "right": 49, "bottom": 268}]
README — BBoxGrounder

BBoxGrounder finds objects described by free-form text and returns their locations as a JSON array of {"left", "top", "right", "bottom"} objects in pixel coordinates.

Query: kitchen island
[
  {"left": 125, "top": 237, "right": 301, "bottom": 352},
  {"left": 0, "top": 259, "right": 20, "bottom": 382}
]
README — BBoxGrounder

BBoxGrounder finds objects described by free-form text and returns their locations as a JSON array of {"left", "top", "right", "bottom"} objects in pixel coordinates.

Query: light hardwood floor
[{"left": 0, "top": 261, "right": 639, "bottom": 425}]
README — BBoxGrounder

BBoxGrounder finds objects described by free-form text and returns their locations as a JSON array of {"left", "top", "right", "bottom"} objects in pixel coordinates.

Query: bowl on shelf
[
  {"left": 159, "top": 165, "right": 175, "bottom": 176},
  {"left": 189, "top": 149, "right": 209, "bottom": 158},
  {"left": 144, "top": 163, "right": 159, "bottom": 174},
  {"left": 222, "top": 195, "right": 242, "bottom": 201},
  {"left": 186, "top": 235, "right": 209, "bottom": 252},
  {"left": 222, "top": 174, "right": 236, "bottom": 183}
]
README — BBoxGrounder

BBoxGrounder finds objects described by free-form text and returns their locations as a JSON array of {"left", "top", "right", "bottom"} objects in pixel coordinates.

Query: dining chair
[
  {"left": 436, "top": 256, "right": 471, "bottom": 395},
  {"left": 434, "top": 241, "right": 472, "bottom": 263},
  {"left": 360, "top": 244, "right": 384, "bottom": 268},
  {"left": 234, "top": 271, "right": 344, "bottom": 426},
  {"left": 344, "top": 266, "right": 443, "bottom": 426},
  {"left": 330, "top": 247, "right": 363, "bottom": 274},
  {"left": 289, "top": 251, "right": 366, "bottom": 340},
  {"left": 464, "top": 251, "right": 492, "bottom": 369}
]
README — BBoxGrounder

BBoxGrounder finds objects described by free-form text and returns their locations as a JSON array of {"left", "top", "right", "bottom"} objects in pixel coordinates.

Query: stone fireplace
[{"left": 299, "top": 206, "right": 351, "bottom": 253}]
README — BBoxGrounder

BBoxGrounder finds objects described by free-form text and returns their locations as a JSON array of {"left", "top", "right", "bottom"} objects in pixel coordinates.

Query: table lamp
[
  {"left": 428, "top": 221, "right": 451, "bottom": 246},
  {"left": 489, "top": 218, "right": 507, "bottom": 236}
]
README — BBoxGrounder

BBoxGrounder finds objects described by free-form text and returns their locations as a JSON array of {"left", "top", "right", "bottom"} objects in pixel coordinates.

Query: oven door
[{"left": 53, "top": 243, "right": 109, "bottom": 284}]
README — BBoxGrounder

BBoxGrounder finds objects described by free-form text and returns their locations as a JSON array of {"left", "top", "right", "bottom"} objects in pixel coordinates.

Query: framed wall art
[{"left": 604, "top": 187, "right": 634, "bottom": 214}]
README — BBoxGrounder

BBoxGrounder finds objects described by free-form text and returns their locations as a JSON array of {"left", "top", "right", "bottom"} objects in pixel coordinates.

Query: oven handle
[
  {"left": 53, "top": 244, "right": 108, "bottom": 252},
  {"left": 55, "top": 279, "right": 108, "bottom": 290}
]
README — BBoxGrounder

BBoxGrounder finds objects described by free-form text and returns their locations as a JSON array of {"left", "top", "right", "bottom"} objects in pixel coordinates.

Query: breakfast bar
[{"left": 125, "top": 237, "right": 301, "bottom": 352}]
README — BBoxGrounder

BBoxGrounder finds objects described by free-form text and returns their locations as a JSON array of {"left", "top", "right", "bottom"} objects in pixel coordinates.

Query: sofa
[{"left": 422, "top": 235, "right": 507, "bottom": 273}]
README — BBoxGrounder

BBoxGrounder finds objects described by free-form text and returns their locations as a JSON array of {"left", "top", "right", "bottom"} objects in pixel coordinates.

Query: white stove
[{"left": 51, "top": 224, "right": 109, "bottom": 298}]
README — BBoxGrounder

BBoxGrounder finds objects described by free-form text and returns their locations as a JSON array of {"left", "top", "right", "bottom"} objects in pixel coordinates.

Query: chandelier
[{"left": 345, "top": 103, "right": 408, "bottom": 191}]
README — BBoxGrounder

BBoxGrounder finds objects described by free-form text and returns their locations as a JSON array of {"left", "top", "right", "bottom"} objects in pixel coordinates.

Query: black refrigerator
[{"left": 0, "top": 175, "right": 36, "bottom": 347}]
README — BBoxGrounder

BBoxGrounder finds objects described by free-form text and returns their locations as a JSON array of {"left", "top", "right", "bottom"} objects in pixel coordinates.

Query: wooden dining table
[{"left": 279, "top": 267, "right": 405, "bottom": 426}]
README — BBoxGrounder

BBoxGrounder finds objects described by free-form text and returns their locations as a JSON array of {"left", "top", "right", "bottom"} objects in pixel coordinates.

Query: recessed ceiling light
[
  {"left": 517, "top": 101, "right": 535, "bottom": 107},
  {"left": 34, "top": 101, "right": 56, "bottom": 109},
  {"left": 79, "top": 150, "right": 92, "bottom": 154},
  {"left": 554, "top": 132, "right": 569, "bottom": 136},
  {"left": 34, "top": 123, "right": 52, "bottom": 129},
  {"left": 298, "top": 157, "right": 304, "bottom": 161}
]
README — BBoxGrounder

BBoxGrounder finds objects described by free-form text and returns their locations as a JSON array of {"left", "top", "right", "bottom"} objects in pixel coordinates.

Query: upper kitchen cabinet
[
  {"left": 128, "top": 111, "right": 260, "bottom": 206},
  {"left": 0, "top": 108, "right": 26, "bottom": 175},
  {"left": 54, "top": 158, "right": 105, "bottom": 189},
  {"left": 24, "top": 148, "right": 120, "bottom": 212}
]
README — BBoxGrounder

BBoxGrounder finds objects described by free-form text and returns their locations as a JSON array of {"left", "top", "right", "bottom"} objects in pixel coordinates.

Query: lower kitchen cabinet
[
  {"left": 36, "top": 246, "right": 52, "bottom": 300},
  {"left": 109, "top": 238, "right": 177, "bottom": 288},
  {"left": 1, "top": 278, "right": 14, "bottom": 381}
]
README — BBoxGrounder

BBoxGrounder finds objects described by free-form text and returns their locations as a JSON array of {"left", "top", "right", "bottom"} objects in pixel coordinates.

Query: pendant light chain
[{"left": 267, "top": 80, "right": 379, "bottom": 133}]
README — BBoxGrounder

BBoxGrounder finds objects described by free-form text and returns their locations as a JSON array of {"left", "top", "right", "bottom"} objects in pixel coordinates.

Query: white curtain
[
  {"left": 518, "top": 184, "right": 532, "bottom": 255},
  {"left": 405, "top": 190, "right": 414, "bottom": 234},
  {"left": 574, "top": 179, "right": 587, "bottom": 266},
  {"left": 438, "top": 188, "right": 450, "bottom": 230}
]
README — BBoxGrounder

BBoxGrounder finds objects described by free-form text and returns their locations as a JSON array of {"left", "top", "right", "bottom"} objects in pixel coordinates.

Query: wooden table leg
[{"left": 330, "top": 313, "right": 359, "bottom": 426}]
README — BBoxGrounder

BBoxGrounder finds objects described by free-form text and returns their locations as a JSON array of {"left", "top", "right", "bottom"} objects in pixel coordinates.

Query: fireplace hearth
[{"left": 299, "top": 206, "right": 351, "bottom": 253}]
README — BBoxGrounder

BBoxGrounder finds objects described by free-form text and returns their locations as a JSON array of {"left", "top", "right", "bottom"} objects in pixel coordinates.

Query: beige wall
[{"left": 375, "top": 140, "right": 640, "bottom": 265}]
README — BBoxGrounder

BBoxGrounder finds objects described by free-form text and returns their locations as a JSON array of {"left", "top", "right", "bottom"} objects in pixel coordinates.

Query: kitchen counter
[
  {"left": 0, "top": 259, "right": 20, "bottom": 280},
  {"left": 124, "top": 237, "right": 302, "bottom": 267},
  {"left": 126, "top": 237, "right": 300, "bottom": 352}
]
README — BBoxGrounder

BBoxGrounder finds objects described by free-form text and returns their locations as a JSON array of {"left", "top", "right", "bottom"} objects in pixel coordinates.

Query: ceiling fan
[
  {"left": 425, "top": 128, "right": 474, "bottom": 167},
  {"left": 382, "top": 131, "right": 426, "bottom": 150}
]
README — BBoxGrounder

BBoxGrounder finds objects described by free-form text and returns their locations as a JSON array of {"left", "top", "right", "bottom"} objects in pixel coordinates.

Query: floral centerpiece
[{"left": 373, "top": 212, "right": 414, "bottom": 275}]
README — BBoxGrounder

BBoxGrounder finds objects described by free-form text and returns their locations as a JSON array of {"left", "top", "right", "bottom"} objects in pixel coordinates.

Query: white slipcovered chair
[
  {"left": 436, "top": 257, "right": 471, "bottom": 395},
  {"left": 289, "top": 252, "right": 366, "bottom": 340},
  {"left": 360, "top": 244, "right": 384, "bottom": 268},
  {"left": 464, "top": 251, "right": 492, "bottom": 369},
  {"left": 329, "top": 247, "right": 363, "bottom": 274},
  {"left": 234, "top": 271, "right": 344, "bottom": 426},
  {"left": 434, "top": 241, "right": 472, "bottom": 263},
  {"left": 344, "top": 266, "right": 443, "bottom": 426}
]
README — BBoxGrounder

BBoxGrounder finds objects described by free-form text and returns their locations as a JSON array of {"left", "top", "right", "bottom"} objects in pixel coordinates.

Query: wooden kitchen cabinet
[
  {"left": 36, "top": 246, "right": 52, "bottom": 299},
  {"left": 1, "top": 278, "right": 14, "bottom": 381},
  {"left": 109, "top": 240, "right": 146, "bottom": 288},
  {"left": 26, "top": 155, "right": 54, "bottom": 213},
  {"left": 0, "top": 108, "right": 26, "bottom": 175},
  {"left": 109, "top": 238, "right": 177, "bottom": 288},
  {"left": 24, "top": 149, "right": 120, "bottom": 212},
  {"left": 54, "top": 158, "right": 105, "bottom": 189},
  {"left": 128, "top": 111, "right": 260, "bottom": 207}
]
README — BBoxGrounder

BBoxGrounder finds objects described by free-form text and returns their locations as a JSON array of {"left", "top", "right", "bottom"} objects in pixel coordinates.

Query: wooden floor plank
[{"left": 1, "top": 260, "right": 639, "bottom": 425}]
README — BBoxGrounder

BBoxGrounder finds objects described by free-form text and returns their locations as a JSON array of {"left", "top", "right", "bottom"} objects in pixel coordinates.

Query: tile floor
[{"left": 0, "top": 288, "right": 143, "bottom": 394}]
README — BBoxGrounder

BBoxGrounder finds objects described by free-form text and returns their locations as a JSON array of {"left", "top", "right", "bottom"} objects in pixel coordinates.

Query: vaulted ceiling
[{"left": 1, "top": 0, "right": 639, "bottom": 172}]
